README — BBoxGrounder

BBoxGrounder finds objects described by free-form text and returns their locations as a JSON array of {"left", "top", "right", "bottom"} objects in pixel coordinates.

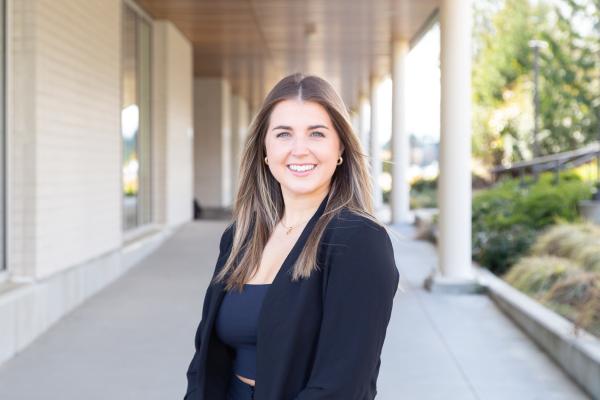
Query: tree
[
  {"left": 537, "top": 0, "right": 600, "bottom": 153},
  {"left": 472, "top": 0, "right": 600, "bottom": 167},
  {"left": 472, "top": 0, "right": 536, "bottom": 166}
]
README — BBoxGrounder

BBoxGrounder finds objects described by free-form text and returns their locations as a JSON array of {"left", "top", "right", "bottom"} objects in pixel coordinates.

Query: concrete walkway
[{"left": 0, "top": 220, "right": 590, "bottom": 399}]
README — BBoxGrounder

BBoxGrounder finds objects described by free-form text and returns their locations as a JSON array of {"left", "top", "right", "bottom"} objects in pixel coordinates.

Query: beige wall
[
  {"left": 153, "top": 21, "right": 194, "bottom": 227},
  {"left": 10, "top": 0, "right": 122, "bottom": 280},
  {"left": 193, "top": 78, "right": 233, "bottom": 209},
  {"left": 10, "top": 1, "right": 195, "bottom": 281},
  {"left": 2, "top": 0, "right": 195, "bottom": 366}
]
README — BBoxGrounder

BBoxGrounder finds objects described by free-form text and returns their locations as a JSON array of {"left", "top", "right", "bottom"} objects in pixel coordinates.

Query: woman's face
[{"left": 265, "top": 99, "right": 344, "bottom": 199}]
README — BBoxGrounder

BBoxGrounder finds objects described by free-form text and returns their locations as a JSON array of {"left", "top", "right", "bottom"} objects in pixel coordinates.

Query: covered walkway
[{"left": 0, "top": 221, "right": 588, "bottom": 399}]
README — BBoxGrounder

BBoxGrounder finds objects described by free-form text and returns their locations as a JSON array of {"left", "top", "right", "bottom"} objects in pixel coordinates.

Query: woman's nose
[{"left": 290, "top": 137, "right": 310, "bottom": 155}]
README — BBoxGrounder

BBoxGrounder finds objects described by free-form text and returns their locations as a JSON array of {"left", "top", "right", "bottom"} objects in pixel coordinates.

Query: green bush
[
  {"left": 472, "top": 170, "right": 594, "bottom": 275},
  {"left": 410, "top": 177, "right": 437, "bottom": 209},
  {"left": 412, "top": 177, "right": 437, "bottom": 192},
  {"left": 409, "top": 172, "right": 490, "bottom": 209},
  {"left": 473, "top": 224, "right": 538, "bottom": 275}
]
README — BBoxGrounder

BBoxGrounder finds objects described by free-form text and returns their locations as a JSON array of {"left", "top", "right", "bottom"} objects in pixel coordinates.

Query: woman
[{"left": 184, "top": 73, "right": 400, "bottom": 400}]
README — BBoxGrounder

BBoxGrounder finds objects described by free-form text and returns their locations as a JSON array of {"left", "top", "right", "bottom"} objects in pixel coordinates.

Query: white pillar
[
  {"left": 369, "top": 76, "right": 383, "bottom": 210},
  {"left": 426, "top": 0, "right": 479, "bottom": 292},
  {"left": 193, "top": 78, "right": 234, "bottom": 209},
  {"left": 358, "top": 95, "right": 370, "bottom": 156},
  {"left": 231, "top": 93, "right": 248, "bottom": 198},
  {"left": 350, "top": 110, "right": 360, "bottom": 136},
  {"left": 222, "top": 80, "right": 233, "bottom": 208},
  {"left": 239, "top": 97, "right": 249, "bottom": 161},
  {"left": 391, "top": 39, "right": 411, "bottom": 224},
  {"left": 246, "top": 60, "right": 257, "bottom": 123}
]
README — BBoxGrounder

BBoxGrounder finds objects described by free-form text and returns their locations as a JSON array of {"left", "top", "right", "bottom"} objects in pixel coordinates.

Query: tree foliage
[{"left": 472, "top": 0, "right": 600, "bottom": 167}]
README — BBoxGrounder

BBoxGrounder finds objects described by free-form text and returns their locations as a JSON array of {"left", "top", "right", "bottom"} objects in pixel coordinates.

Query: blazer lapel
[
  {"left": 199, "top": 192, "right": 330, "bottom": 383},
  {"left": 257, "top": 192, "right": 329, "bottom": 333}
]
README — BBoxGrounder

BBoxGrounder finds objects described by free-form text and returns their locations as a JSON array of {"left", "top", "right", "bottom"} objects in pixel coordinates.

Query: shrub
[
  {"left": 542, "top": 271, "right": 600, "bottom": 337},
  {"left": 502, "top": 222, "right": 600, "bottom": 338},
  {"left": 472, "top": 171, "right": 594, "bottom": 275},
  {"left": 412, "top": 176, "right": 437, "bottom": 192},
  {"left": 410, "top": 177, "right": 437, "bottom": 209},
  {"left": 531, "top": 223, "right": 600, "bottom": 272},
  {"left": 474, "top": 224, "right": 538, "bottom": 275},
  {"left": 504, "top": 256, "right": 581, "bottom": 295}
]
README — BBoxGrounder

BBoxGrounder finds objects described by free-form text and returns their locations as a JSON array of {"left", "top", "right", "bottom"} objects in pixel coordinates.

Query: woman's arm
[
  {"left": 184, "top": 223, "right": 235, "bottom": 398},
  {"left": 294, "top": 223, "right": 400, "bottom": 400}
]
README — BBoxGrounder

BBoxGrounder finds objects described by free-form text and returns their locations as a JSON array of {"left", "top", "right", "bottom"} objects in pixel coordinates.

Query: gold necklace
[{"left": 280, "top": 217, "right": 310, "bottom": 235}]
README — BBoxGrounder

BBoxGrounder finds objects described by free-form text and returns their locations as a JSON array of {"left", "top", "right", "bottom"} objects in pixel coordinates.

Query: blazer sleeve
[
  {"left": 293, "top": 222, "right": 400, "bottom": 400},
  {"left": 184, "top": 223, "right": 235, "bottom": 398}
]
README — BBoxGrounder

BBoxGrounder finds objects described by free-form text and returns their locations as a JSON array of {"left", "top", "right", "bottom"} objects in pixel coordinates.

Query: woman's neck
[{"left": 281, "top": 188, "right": 329, "bottom": 226}]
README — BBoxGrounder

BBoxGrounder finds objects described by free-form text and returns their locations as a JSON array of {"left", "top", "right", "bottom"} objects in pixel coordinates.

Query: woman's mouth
[{"left": 287, "top": 163, "right": 317, "bottom": 177}]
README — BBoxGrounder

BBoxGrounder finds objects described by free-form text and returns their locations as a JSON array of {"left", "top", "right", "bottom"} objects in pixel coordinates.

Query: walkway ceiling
[{"left": 138, "top": 0, "right": 439, "bottom": 112}]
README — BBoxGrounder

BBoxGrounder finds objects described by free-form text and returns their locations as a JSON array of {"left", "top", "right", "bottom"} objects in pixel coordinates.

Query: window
[{"left": 121, "top": 2, "right": 152, "bottom": 231}]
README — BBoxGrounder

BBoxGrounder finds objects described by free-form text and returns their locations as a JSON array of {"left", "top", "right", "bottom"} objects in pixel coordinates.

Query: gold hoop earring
[
  {"left": 337, "top": 156, "right": 343, "bottom": 166},
  {"left": 264, "top": 156, "right": 269, "bottom": 165}
]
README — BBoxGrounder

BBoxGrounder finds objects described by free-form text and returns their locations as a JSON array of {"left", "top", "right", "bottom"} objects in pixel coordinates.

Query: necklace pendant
[{"left": 286, "top": 227, "right": 293, "bottom": 235}]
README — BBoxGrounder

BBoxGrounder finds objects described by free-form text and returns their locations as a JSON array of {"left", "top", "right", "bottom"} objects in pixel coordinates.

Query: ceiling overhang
[{"left": 138, "top": 0, "right": 439, "bottom": 111}]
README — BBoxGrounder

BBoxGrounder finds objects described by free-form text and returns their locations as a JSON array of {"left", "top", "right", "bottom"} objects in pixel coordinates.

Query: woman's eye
[{"left": 275, "top": 131, "right": 324, "bottom": 138}]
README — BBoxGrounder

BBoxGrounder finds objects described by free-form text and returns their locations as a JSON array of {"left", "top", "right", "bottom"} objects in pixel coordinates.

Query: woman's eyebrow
[{"left": 271, "top": 125, "right": 329, "bottom": 131}]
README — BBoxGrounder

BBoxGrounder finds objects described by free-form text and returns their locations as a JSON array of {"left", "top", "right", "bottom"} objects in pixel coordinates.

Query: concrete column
[
  {"left": 252, "top": 59, "right": 264, "bottom": 115},
  {"left": 240, "top": 96, "right": 249, "bottom": 154},
  {"left": 369, "top": 76, "right": 383, "bottom": 210},
  {"left": 193, "top": 78, "right": 233, "bottom": 210},
  {"left": 152, "top": 21, "right": 194, "bottom": 227},
  {"left": 391, "top": 39, "right": 412, "bottom": 224},
  {"left": 359, "top": 95, "right": 370, "bottom": 156},
  {"left": 425, "top": 0, "right": 481, "bottom": 293},
  {"left": 222, "top": 80, "right": 233, "bottom": 208},
  {"left": 245, "top": 60, "right": 256, "bottom": 123},
  {"left": 350, "top": 110, "right": 360, "bottom": 136},
  {"left": 231, "top": 93, "right": 241, "bottom": 198},
  {"left": 231, "top": 93, "right": 249, "bottom": 198}
]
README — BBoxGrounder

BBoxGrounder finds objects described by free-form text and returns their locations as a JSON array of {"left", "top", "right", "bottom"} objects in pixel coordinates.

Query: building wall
[
  {"left": 153, "top": 20, "right": 194, "bottom": 227},
  {"left": 193, "top": 78, "right": 233, "bottom": 209},
  {"left": 151, "top": 18, "right": 167, "bottom": 226},
  {"left": 1, "top": 0, "right": 195, "bottom": 366},
  {"left": 10, "top": 0, "right": 122, "bottom": 281},
  {"left": 10, "top": 0, "right": 38, "bottom": 279}
]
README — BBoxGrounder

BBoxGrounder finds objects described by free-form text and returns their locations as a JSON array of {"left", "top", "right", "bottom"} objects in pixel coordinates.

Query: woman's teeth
[{"left": 288, "top": 164, "right": 316, "bottom": 172}]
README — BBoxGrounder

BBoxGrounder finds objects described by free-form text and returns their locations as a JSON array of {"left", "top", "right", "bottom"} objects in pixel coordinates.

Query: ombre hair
[{"left": 213, "top": 72, "right": 387, "bottom": 292}]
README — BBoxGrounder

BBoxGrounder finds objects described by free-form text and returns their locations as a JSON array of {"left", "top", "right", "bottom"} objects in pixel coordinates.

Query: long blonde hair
[{"left": 213, "top": 72, "right": 386, "bottom": 292}]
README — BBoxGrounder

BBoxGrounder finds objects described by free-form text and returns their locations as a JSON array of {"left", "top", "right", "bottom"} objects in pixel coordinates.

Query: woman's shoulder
[
  {"left": 218, "top": 221, "right": 236, "bottom": 254},
  {"left": 323, "top": 207, "right": 393, "bottom": 251},
  {"left": 321, "top": 207, "right": 399, "bottom": 287},
  {"left": 325, "top": 207, "right": 388, "bottom": 237}
]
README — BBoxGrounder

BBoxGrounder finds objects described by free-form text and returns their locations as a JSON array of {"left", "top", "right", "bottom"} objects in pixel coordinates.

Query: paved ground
[
  {"left": 379, "top": 222, "right": 589, "bottom": 400},
  {"left": 0, "top": 219, "right": 590, "bottom": 399}
]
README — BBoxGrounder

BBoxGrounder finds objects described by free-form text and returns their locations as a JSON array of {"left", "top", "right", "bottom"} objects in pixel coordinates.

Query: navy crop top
[{"left": 215, "top": 283, "right": 271, "bottom": 380}]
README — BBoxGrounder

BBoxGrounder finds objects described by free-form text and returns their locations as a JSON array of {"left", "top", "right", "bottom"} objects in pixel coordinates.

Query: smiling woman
[
  {"left": 265, "top": 99, "right": 344, "bottom": 199},
  {"left": 184, "top": 73, "right": 400, "bottom": 400}
]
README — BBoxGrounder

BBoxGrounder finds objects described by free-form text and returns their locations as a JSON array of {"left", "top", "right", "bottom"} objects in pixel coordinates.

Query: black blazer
[{"left": 184, "top": 194, "right": 400, "bottom": 399}]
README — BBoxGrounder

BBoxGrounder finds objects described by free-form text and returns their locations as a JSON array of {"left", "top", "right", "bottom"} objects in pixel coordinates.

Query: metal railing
[{"left": 490, "top": 141, "right": 600, "bottom": 186}]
